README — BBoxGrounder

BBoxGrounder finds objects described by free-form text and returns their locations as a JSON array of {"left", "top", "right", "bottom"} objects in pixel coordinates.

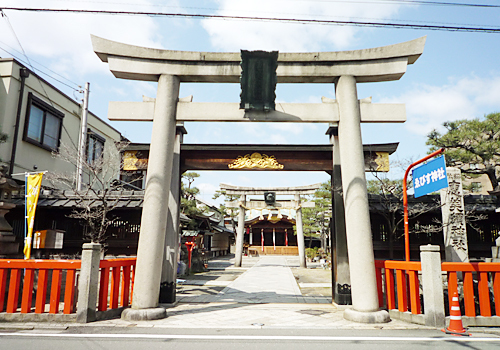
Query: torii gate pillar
[
  {"left": 122, "top": 75, "right": 179, "bottom": 321},
  {"left": 336, "top": 76, "right": 389, "bottom": 323},
  {"left": 159, "top": 123, "right": 186, "bottom": 304},
  {"left": 295, "top": 194, "right": 306, "bottom": 268},
  {"left": 328, "top": 125, "right": 351, "bottom": 305},
  {"left": 234, "top": 195, "right": 246, "bottom": 267}
]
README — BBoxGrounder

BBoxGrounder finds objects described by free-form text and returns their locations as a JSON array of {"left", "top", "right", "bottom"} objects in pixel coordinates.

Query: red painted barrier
[
  {"left": 0, "top": 257, "right": 136, "bottom": 315},
  {"left": 97, "top": 258, "right": 136, "bottom": 311},
  {"left": 375, "top": 260, "right": 500, "bottom": 319},
  {"left": 375, "top": 260, "right": 422, "bottom": 315},
  {"left": 442, "top": 262, "right": 500, "bottom": 317},
  {"left": 0, "top": 259, "right": 80, "bottom": 314}
]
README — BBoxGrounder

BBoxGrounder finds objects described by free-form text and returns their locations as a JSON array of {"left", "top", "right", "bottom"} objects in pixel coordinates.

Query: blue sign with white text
[{"left": 412, "top": 155, "right": 448, "bottom": 198}]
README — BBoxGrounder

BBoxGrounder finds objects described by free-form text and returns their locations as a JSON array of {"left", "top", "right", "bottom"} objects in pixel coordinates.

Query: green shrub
[{"left": 305, "top": 247, "right": 319, "bottom": 259}]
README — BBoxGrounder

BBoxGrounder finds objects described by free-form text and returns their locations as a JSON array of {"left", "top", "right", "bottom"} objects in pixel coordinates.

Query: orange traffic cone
[{"left": 441, "top": 292, "right": 470, "bottom": 336}]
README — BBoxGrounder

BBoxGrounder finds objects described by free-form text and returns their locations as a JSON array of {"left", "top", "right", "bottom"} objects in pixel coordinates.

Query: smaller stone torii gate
[
  {"left": 92, "top": 35, "right": 425, "bottom": 323},
  {"left": 221, "top": 183, "right": 319, "bottom": 268}
]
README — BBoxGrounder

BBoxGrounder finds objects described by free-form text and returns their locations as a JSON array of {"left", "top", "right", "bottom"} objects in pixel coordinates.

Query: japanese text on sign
[{"left": 414, "top": 167, "right": 446, "bottom": 189}]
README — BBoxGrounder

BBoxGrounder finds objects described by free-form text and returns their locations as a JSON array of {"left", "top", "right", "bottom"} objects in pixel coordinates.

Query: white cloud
[
  {"left": 198, "top": 182, "right": 218, "bottom": 194},
  {"left": 383, "top": 74, "right": 500, "bottom": 136},
  {"left": 236, "top": 175, "right": 253, "bottom": 184},
  {"left": 129, "top": 81, "right": 158, "bottom": 100},
  {"left": 197, "top": 182, "right": 219, "bottom": 204},
  {"left": 201, "top": 0, "right": 403, "bottom": 51},
  {"left": 239, "top": 123, "right": 267, "bottom": 140},
  {"left": 268, "top": 122, "right": 318, "bottom": 136},
  {"left": 0, "top": 0, "right": 172, "bottom": 78},
  {"left": 269, "top": 134, "right": 288, "bottom": 144}
]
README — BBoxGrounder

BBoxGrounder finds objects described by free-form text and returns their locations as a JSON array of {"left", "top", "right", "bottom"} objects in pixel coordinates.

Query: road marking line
[{"left": 0, "top": 333, "right": 499, "bottom": 342}]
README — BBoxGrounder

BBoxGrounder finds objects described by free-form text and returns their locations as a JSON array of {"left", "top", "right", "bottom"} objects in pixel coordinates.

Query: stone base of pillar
[
  {"left": 159, "top": 282, "right": 176, "bottom": 304},
  {"left": 343, "top": 308, "right": 390, "bottom": 324},
  {"left": 121, "top": 307, "right": 167, "bottom": 321}
]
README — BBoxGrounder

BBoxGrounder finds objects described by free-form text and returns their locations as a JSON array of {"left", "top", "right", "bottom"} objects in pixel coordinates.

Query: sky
[{"left": 1, "top": 0, "right": 500, "bottom": 205}]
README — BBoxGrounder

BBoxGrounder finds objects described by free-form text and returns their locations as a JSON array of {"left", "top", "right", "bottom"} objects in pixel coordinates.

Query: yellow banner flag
[{"left": 24, "top": 172, "right": 44, "bottom": 259}]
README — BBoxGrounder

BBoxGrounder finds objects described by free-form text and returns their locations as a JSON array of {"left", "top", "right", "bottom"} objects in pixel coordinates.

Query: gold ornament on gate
[
  {"left": 375, "top": 152, "right": 390, "bottom": 172},
  {"left": 123, "top": 151, "right": 139, "bottom": 171},
  {"left": 228, "top": 153, "right": 284, "bottom": 170}
]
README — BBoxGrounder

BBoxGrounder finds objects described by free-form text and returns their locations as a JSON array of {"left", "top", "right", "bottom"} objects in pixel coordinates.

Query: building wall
[
  {"left": 0, "top": 59, "right": 122, "bottom": 187},
  {"left": 462, "top": 174, "right": 493, "bottom": 195},
  {"left": 211, "top": 232, "right": 230, "bottom": 252}
]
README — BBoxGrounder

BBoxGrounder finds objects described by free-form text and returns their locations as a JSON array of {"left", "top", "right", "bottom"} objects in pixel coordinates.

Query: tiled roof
[
  {"left": 12, "top": 190, "right": 145, "bottom": 208},
  {"left": 11, "top": 190, "right": 193, "bottom": 223}
]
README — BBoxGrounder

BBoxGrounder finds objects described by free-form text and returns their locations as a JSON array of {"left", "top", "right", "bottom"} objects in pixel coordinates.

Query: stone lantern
[{"left": 0, "top": 165, "right": 21, "bottom": 257}]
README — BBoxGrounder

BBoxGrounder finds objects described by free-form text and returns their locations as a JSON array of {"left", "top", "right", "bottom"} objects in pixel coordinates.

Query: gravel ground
[{"left": 291, "top": 266, "right": 332, "bottom": 297}]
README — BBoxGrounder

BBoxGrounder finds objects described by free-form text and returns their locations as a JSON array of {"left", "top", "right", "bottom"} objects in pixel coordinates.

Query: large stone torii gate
[{"left": 92, "top": 35, "right": 425, "bottom": 323}]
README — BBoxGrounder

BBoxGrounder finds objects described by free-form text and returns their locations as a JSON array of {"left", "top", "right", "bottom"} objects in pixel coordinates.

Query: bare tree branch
[{"left": 46, "top": 141, "right": 138, "bottom": 245}]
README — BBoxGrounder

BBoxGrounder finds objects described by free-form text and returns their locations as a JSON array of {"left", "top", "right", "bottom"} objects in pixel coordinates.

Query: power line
[
  {"left": 1, "top": 7, "right": 499, "bottom": 33},
  {"left": 32, "top": 1, "right": 499, "bottom": 28}
]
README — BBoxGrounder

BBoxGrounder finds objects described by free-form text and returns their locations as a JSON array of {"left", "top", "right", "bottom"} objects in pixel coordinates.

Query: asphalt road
[{"left": 2, "top": 328, "right": 500, "bottom": 350}]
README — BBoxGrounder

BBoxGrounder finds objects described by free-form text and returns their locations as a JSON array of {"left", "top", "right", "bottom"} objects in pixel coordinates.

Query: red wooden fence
[
  {"left": 375, "top": 260, "right": 422, "bottom": 315},
  {"left": 0, "top": 259, "right": 81, "bottom": 314},
  {"left": 375, "top": 260, "right": 500, "bottom": 318},
  {"left": 0, "top": 258, "right": 136, "bottom": 315},
  {"left": 441, "top": 262, "right": 500, "bottom": 317},
  {"left": 98, "top": 258, "right": 136, "bottom": 311}
]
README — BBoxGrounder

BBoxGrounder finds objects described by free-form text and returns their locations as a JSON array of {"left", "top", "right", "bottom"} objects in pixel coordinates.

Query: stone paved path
[
  {"left": 178, "top": 255, "right": 330, "bottom": 304},
  {"left": 215, "top": 255, "right": 302, "bottom": 303}
]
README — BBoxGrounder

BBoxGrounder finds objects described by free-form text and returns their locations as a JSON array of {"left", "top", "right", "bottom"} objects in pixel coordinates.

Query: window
[
  {"left": 87, "top": 131, "right": 105, "bottom": 164},
  {"left": 24, "top": 93, "right": 64, "bottom": 151}
]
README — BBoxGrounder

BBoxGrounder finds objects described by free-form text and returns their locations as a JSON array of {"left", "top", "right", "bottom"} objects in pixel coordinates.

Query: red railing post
[
  {"left": 385, "top": 268, "right": 396, "bottom": 310},
  {"left": 494, "top": 271, "right": 500, "bottom": 316},
  {"left": 408, "top": 270, "right": 421, "bottom": 314},
  {"left": 49, "top": 269, "right": 62, "bottom": 314},
  {"left": 110, "top": 267, "right": 121, "bottom": 309},
  {"left": 0, "top": 269, "right": 7, "bottom": 312},
  {"left": 463, "top": 271, "right": 475, "bottom": 317},
  {"left": 478, "top": 271, "right": 492, "bottom": 317},
  {"left": 35, "top": 269, "right": 48, "bottom": 313},
  {"left": 375, "top": 266, "right": 384, "bottom": 308},
  {"left": 21, "top": 268, "right": 35, "bottom": 313},
  {"left": 63, "top": 269, "right": 77, "bottom": 314},
  {"left": 396, "top": 269, "right": 408, "bottom": 312},
  {"left": 98, "top": 266, "right": 110, "bottom": 312},
  {"left": 121, "top": 265, "right": 131, "bottom": 307},
  {"left": 6, "top": 269, "right": 22, "bottom": 313}
]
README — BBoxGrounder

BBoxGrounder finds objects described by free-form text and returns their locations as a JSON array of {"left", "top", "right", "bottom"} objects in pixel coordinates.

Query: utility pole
[{"left": 76, "top": 82, "right": 90, "bottom": 191}]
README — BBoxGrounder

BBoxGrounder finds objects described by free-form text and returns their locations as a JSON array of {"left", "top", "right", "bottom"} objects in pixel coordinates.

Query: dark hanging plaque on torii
[{"left": 240, "top": 50, "right": 278, "bottom": 111}]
